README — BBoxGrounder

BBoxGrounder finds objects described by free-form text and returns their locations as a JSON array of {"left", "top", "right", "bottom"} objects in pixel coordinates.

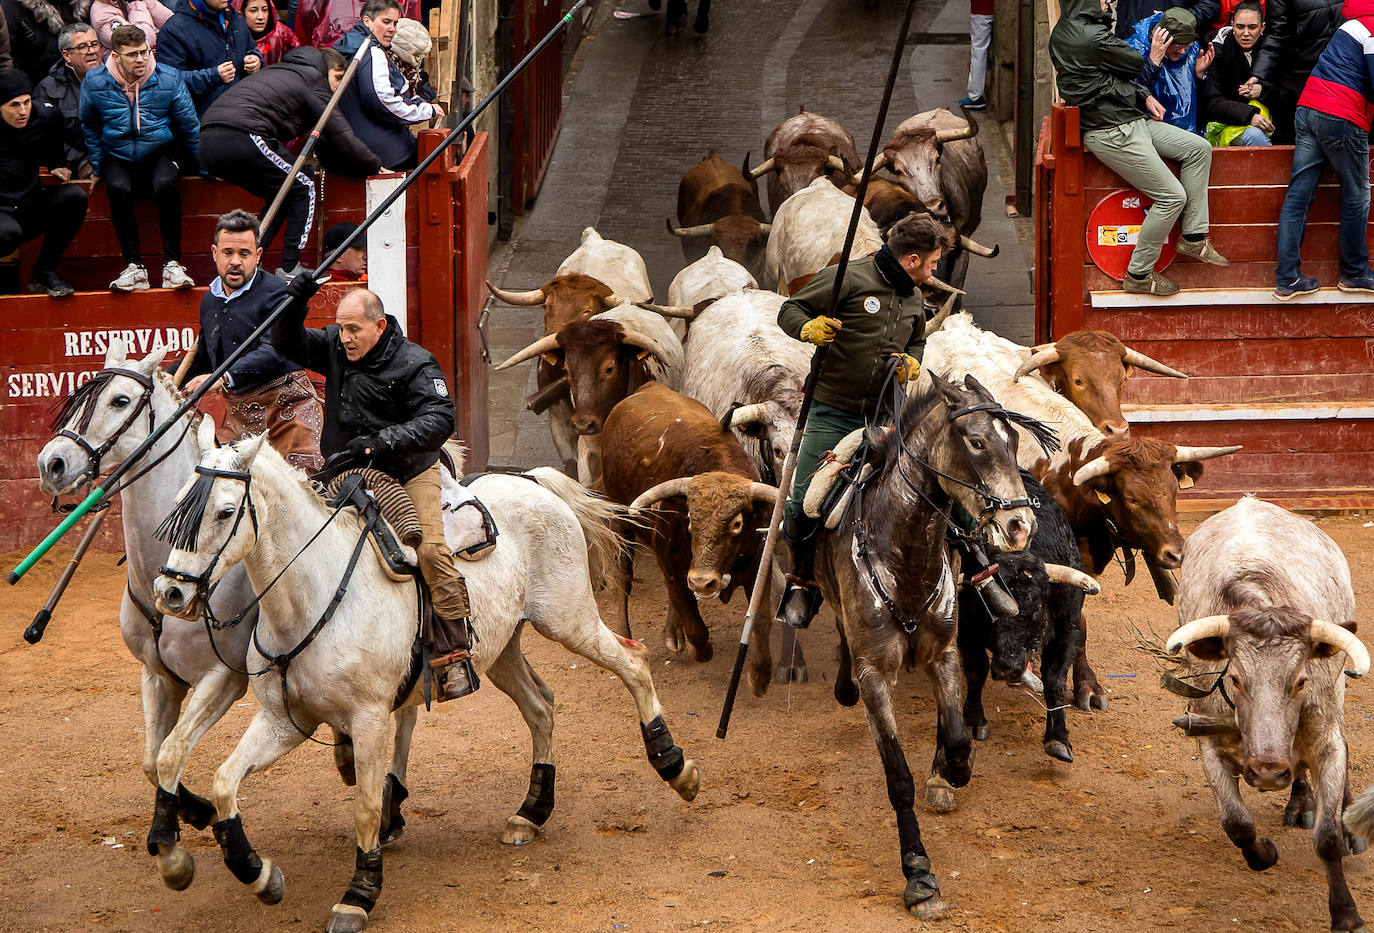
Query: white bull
[
  {"left": 668, "top": 245, "right": 757, "bottom": 308},
  {"left": 762, "top": 177, "right": 883, "bottom": 295}
]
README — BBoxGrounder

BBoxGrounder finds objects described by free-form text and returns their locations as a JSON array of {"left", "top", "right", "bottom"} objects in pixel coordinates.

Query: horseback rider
[
  {"left": 774, "top": 212, "right": 952, "bottom": 630},
  {"left": 272, "top": 284, "right": 479, "bottom": 701}
]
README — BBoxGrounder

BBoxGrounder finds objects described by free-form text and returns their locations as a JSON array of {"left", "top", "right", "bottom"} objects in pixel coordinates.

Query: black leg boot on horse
[{"left": 776, "top": 513, "right": 825, "bottom": 630}]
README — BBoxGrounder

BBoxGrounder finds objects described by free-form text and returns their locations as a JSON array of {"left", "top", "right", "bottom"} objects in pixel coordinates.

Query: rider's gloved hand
[
  {"left": 284, "top": 269, "right": 321, "bottom": 321},
  {"left": 890, "top": 352, "right": 920, "bottom": 383},
  {"left": 344, "top": 435, "right": 380, "bottom": 461},
  {"left": 799, "top": 315, "right": 842, "bottom": 346}
]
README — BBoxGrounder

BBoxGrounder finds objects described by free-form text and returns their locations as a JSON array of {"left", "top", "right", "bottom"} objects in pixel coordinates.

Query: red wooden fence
[
  {"left": 510, "top": 0, "right": 565, "bottom": 214},
  {"left": 1036, "top": 105, "right": 1374, "bottom": 512}
]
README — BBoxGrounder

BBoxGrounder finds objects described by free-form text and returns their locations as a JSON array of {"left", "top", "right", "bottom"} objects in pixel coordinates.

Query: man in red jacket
[{"left": 1273, "top": 0, "right": 1374, "bottom": 299}]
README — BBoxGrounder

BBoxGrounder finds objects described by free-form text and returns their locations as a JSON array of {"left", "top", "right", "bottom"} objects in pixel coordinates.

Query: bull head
[
  {"left": 487, "top": 274, "right": 626, "bottom": 336},
  {"left": 558, "top": 321, "right": 674, "bottom": 436}
]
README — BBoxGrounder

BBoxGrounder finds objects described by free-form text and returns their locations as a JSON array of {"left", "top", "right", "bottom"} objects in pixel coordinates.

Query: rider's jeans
[{"left": 403, "top": 463, "right": 472, "bottom": 621}]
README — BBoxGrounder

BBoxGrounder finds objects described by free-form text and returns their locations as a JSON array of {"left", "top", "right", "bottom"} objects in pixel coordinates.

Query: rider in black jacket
[{"left": 273, "top": 285, "right": 478, "bottom": 702}]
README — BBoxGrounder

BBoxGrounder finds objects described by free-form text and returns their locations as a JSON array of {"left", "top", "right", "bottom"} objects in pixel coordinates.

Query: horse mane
[
  {"left": 154, "top": 369, "right": 205, "bottom": 431},
  {"left": 868, "top": 376, "right": 943, "bottom": 468}
]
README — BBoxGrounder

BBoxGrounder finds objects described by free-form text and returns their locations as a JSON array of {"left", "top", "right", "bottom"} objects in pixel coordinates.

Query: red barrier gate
[
  {"left": 510, "top": 0, "right": 565, "bottom": 214},
  {"left": 1036, "top": 105, "right": 1374, "bottom": 512}
]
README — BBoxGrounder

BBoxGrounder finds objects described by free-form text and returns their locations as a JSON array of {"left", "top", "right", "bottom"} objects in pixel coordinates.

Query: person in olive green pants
[{"left": 774, "top": 212, "right": 950, "bottom": 629}]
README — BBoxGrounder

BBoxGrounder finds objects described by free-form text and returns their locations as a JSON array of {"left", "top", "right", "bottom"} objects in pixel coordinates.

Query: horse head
[{"left": 38, "top": 339, "right": 170, "bottom": 495}]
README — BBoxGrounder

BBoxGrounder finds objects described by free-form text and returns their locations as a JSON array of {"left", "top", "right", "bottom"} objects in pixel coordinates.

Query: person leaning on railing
[{"left": 1050, "top": 0, "right": 1230, "bottom": 297}]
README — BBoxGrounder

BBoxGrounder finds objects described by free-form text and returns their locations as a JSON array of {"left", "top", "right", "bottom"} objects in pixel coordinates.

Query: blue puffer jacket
[
  {"left": 333, "top": 22, "right": 436, "bottom": 169},
  {"left": 79, "top": 59, "right": 200, "bottom": 175},
  {"left": 157, "top": 0, "right": 262, "bottom": 115}
]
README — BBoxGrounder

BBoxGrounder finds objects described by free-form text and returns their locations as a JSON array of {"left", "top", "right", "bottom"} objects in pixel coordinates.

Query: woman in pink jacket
[{"left": 89, "top": 0, "right": 173, "bottom": 53}]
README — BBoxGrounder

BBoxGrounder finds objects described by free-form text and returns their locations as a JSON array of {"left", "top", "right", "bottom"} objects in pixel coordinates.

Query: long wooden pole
[
  {"left": 717, "top": 0, "right": 920, "bottom": 740},
  {"left": 259, "top": 35, "right": 373, "bottom": 234}
]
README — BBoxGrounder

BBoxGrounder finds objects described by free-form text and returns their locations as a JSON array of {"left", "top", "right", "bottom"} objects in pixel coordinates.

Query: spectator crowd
[{"left": 0, "top": 0, "right": 440, "bottom": 296}]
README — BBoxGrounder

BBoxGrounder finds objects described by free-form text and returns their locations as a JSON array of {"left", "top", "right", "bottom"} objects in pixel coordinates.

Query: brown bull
[
  {"left": 752, "top": 109, "right": 860, "bottom": 214},
  {"left": 668, "top": 152, "right": 770, "bottom": 276},
  {"left": 600, "top": 383, "right": 779, "bottom": 686},
  {"left": 1014, "top": 330, "right": 1187, "bottom": 436}
]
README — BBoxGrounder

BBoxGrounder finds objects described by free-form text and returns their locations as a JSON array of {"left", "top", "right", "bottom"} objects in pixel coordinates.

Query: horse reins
[{"left": 54, "top": 368, "right": 156, "bottom": 490}]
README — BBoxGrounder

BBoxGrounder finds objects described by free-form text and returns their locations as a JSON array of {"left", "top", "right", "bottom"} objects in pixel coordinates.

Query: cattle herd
[{"left": 487, "top": 106, "right": 1374, "bottom": 929}]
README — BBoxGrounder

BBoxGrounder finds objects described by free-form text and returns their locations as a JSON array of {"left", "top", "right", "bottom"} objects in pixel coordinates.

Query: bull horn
[
  {"left": 825, "top": 154, "right": 847, "bottom": 174},
  {"left": 925, "top": 275, "right": 966, "bottom": 296},
  {"left": 924, "top": 292, "right": 958, "bottom": 338},
  {"left": 1172, "top": 444, "right": 1242, "bottom": 464},
  {"left": 749, "top": 482, "right": 781, "bottom": 505},
  {"left": 1014, "top": 347, "right": 1061, "bottom": 381},
  {"left": 1166, "top": 615, "right": 1231, "bottom": 655},
  {"left": 747, "top": 157, "right": 775, "bottom": 179},
  {"left": 621, "top": 329, "right": 673, "bottom": 365},
  {"left": 850, "top": 152, "right": 888, "bottom": 185},
  {"left": 486, "top": 280, "right": 547, "bottom": 306},
  {"left": 936, "top": 112, "right": 979, "bottom": 145},
  {"left": 635, "top": 300, "right": 699, "bottom": 320},
  {"left": 758, "top": 222, "right": 771, "bottom": 234},
  {"left": 727, "top": 402, "right": 770, "bottom": 428},
  {"left": 959, "top": 235, "right": 999, "bottom": 258},
  {"left": 630, "top": 477, "right": 693, "bottom": 512},
  {"left": 1043, "top": 564, "right": 1101, "bottom": 595},
  {"left": 1122, "top": 347, "right": 1187, "bottom": 379},
  {"left": 602, "top": 292, "right": 627, "bottom": 308},
  {"left": 1310, "top": 620, "right": 1371, "bottom": 678},
  {"left": 1072, "top": 456, "right": 1114, "bottom": 486},
  {"left": 667, "top": 218, "right": 715, "bottom": 238},
  {"left": 494, "top": 333, "right": 561, "bottom": 371}
]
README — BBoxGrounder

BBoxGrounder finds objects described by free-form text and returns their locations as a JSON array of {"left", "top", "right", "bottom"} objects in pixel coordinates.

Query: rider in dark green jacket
[{"left": 774, "top": 212, "right": 951, "bottom": 629}]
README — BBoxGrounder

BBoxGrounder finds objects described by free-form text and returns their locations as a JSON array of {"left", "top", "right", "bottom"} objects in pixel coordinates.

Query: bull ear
[
  {"left": 1172, "top": 461, "right": 1203, "bottom": 489},
  {"left": 1312, "top": 619, "right": 1360, "bottom": 659},
  {"left": 1185, "top": 637, "right": 1227, "bottom": 662}
]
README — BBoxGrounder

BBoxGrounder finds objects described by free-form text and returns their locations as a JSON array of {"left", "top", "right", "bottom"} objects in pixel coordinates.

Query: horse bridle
[
  {"left": 157, "top": 465, "right": 259, "bottom": 610},
  {"left": 56, "top": 368, "right": 157, "bottom": 489}
]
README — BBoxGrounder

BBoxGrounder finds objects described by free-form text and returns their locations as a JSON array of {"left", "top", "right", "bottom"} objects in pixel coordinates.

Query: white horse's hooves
[
  {"left": 157, "top": 844, "right": 195, "bottom": 891},
  {"left": 924, "top": 777, "right": 956, "bottom": 813},
  {"left": 500, "top": 815, "right": 539, "bottom": 846},
  {"left": 671, "top": 760, "right": 701, "bottom": 803},
  {"left": 325, "top": 904, "right": 369, "bottom": 933},
  {"left": 253, "top": 860, "right": 285, "bottom": 905}
]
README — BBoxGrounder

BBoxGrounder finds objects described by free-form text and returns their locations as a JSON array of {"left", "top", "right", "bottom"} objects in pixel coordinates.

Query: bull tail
[
  {"left": 526, "top": 467, "right": 630, "bottom": 586},
  {"left": 1345, "top": 786, "right": 1374, "bottom": 845}
]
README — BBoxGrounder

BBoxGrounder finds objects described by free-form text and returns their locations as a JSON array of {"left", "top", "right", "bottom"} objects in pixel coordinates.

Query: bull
[
  {"left": 863, "top": 176, "right": 999, "bottom": 258},
  {"left": 750, "top": 109, "right": 860, "bottom": 214},
  {"left": 926, "top": 311, "right": 1238, "bottom": 709},
  {"left": 667, "top": 152, "right": 771, "bottom": 278},
  {"left": 600, "top": 382, "right": 780, "bottom": 687},
  {"left": 666, "top": 246, "right": 757, "bottom": 310},
  {"left": 1166, "top": 497, "right": 1369, "bottom": 933}
]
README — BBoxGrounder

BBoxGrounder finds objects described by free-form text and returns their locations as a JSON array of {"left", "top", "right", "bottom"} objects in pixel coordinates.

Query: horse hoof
[
  {"left": 1091, "top": 692, "right": 1108, "bottom": 712},
  {"left": 691, "top": 641, "right": 714, "bottom": 663},
  {"left": 1349, "top": 834, "right": 1368, "bottom": 856},
  {"left": 972, "top": 723, "right": 989, "bottom": 741},
  {"left": 253, "top": 860, "right": 286, "bottom": 905},
  {"left": 903, "top": 872, "right": 944, "bottom": 918},
  {"left": 1284, "top": 809, "right": 1315, "bottom": 829},
  {"left": 157, "top": 844, "right": 195, "bottom": 891},
  {"left": 671, "top": 760, "right": 701, "bottom": 803},
  {"left": 833, "top": 680, "right": 859, "bottom": 707},
  {"left": 326, "top": 903, "right": 369, "bottom": 933},
  {"left": 748, "top": 668, "right": 771, "bottom": 696},
  {"left": 1044, "top": 740, "right": 1074, "bottom": 763},
  {"left": 1242, "top": 838, "right": 1279, "bottom": 872},
  {"left": 924, "top": 776, "right": 956, "bottom": 813},
  {"left": 501, "top": 815, "right": 539, "bottom": 846}
]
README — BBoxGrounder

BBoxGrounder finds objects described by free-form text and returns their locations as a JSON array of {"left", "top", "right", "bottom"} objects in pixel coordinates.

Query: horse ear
[
  {"left": 136, "top": 348, "right": 169, "bottom": 377},
  {"left": 195, "top": 414, "right": 217, "bottom": 452},
  {"left": 233, "top": 432, "right": 269, "bottom": 468},
  {"left": 104, "top": 337, "right": 128, "bottom": 369},
  {"left": 963, "top": 373, "right": 994, "bottom": 402}
]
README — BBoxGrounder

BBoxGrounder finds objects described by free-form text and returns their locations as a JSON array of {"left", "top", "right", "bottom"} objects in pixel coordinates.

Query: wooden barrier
[
  {"left": 0, "top": 130, "right": 490, "bottom": 551},
  {"left": 1037, "top": 105, "right": 1374, "bottom": 510}
]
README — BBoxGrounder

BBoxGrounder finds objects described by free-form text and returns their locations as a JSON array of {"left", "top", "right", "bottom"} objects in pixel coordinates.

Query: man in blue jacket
[
  {"left": 157, "top": 0, "right": 261, "bottom": 116},
  {"left": 80, "top": 24, "right": 200, "bottom": 292},
  {"left": 333, "top": 0, "right": 442, "bottom": 171}
]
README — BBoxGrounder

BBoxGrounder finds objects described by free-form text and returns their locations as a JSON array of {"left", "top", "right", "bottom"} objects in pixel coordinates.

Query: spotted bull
[
  {"left": 751, "top": 109, "right": 860, "bottom": 214},
  {"left": 668, "top": 152, "right": 770, "bottom": 277},
  {"left": 1167, "top": 497, "right": 1369, "bottom": 933}
]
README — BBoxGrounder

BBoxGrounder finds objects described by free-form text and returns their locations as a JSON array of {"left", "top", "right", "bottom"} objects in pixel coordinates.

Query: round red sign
[{"left": 1085, "top": 188, "right": 1179, "bottom": 281}]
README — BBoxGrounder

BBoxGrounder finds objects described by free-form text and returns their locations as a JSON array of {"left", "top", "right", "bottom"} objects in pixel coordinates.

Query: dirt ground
[{"left": 4, "top": 515, "right": 1374, "bottom": 932}]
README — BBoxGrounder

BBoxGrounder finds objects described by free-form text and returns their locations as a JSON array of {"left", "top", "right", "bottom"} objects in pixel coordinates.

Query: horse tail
[{"left": 525, "top": 467, "right": 628, "bottom": 585}]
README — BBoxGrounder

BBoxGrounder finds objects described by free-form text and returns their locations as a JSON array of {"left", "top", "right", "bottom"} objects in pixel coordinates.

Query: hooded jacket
[
  {"left": 1295, "top": 0, "right": 1374, "bottom": 127},
  {"left": 90, "top": 0, "right": 173, "bottom": 53},
  {"left": 200, "top": 46, "right": 380, "bottom": 175},
  {"left": 78, "top": 55, "right": 200, "bottom": 174},
  {"left": 1203, "top": 24, "right": 1273, "bottom": 126},
  {"left": 1, "top": 0, "right": 89, "bottom": 80},
  {"left": 1049, "top": 0, "right": 1150, "bottom": 130},
  {"left": 234, "top": 0, "right": 296, "bottom": 65},
  {"left": 1127, "top": 12, "right": 1202, "bottom": 132},
  {"left": 0, "top": 102, "right": 65, "bottom": 208},
  {"left": 333, "top": 21, "right": 436, "bottom": 169},
  {"left": 34, "top": 56, "right": 89, "bottom": 169},
  {"left": 156, "top": 0, "right": 262, "bottom": 115},
  {"left": 272, "top": 306, "right": 455, "bottom": 483}
]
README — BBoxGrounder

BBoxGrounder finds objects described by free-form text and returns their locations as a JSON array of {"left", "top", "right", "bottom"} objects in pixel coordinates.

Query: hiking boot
[
  {"left": 275, "top": 264, "right": 308, "bottom": 283},
  {"left": 1338, "top": 272, "right": 1374, "bottom": 294},
  {"left": 161, "top": 260, "right": 195, "bottom": 290},
  {"left": 958, "top": 95, "right": 987, "bottom": 111},
  {"left": 1175, "top": 236, "right": 1230, "bottom": 266},
  {"left": 28, "top": 270, "right": 74, "bottom": 298},
  {"left": 1274, "top": 275, "right": 1321, "bottom": 300},
  {"left": 1122, "top": 270, "right": 1179, "bottom": 296},
  {"left": 110, "top": 262, "right": 149, "bottom": 293}
]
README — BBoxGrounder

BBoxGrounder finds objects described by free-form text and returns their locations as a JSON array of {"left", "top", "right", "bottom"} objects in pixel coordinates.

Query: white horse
[{"left": 152, "top": 424, "right": 700, "bottom": 933}]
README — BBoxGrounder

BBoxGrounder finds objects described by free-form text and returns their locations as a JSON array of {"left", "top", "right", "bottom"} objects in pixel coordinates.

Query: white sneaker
[
  {"left": 110, "top": 263, "right": 149, "bottom": 293},
  {"left": 161, "top": 260, "right": 195, "bottom": 290}
]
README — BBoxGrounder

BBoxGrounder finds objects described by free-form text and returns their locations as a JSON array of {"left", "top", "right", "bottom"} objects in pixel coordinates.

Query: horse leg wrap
[
  {"left": 640, "top": 716, "right": 684, "bottom": 782},
  {"left": 340, "top": 846, "right": 384, "bottom": 913},
  {"left": 379, "top": 773, "right": 409, "bottom": 843},
  {"left": 515, "top": 763, "right": 556, "bottom": 826},
  {"left": 147, "top": 787, "right": 181, "bottom": 855},
  {"left": 212, "top": 816, "right": 264, "bottom": 885},
  {"left": 177, "top": 783, "right": 216, "bottom": 830}
]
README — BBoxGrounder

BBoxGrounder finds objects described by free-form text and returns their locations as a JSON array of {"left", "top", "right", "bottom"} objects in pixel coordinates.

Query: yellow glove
[
  {"left": 891, "top": 352, "right": 920, "bottom": 383},
  {"left": 800, "top": 315, "right": 842, "bottom": 346}
]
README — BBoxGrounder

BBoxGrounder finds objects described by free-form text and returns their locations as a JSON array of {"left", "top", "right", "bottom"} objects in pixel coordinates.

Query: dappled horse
[
  {"left": 153, "top": 425, "right": 699, "bottom": 933},
  {"left": 817, "top": 372, "right": 1041, "bottom": 918}
]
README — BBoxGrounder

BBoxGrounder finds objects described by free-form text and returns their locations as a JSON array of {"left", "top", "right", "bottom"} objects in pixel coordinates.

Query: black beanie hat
[
  {"left": 324, "top": 222, "right": 361, "bottom": 254},
  {"left": 0, "top": 70, "right": 33, "bottom": 105}
]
